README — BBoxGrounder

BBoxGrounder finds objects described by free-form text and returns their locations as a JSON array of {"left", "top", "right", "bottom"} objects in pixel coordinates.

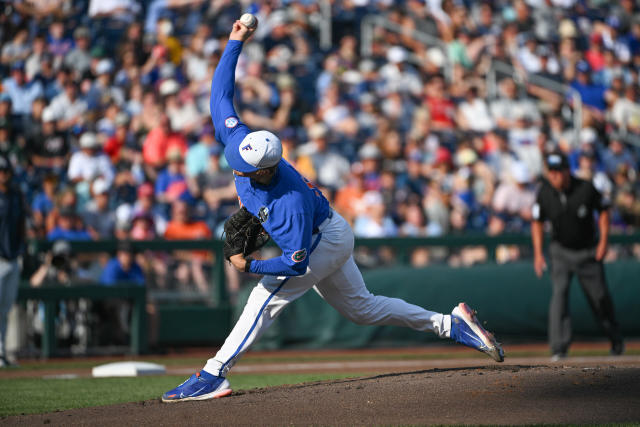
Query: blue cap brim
[{"left": 224, "top": 142, "right": 259, "bottom": 173}]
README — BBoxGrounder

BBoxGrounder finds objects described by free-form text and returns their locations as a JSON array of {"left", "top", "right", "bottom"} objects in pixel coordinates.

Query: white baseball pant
[{"left": 204, "top": 211, "right": 451, "bottom": 377}]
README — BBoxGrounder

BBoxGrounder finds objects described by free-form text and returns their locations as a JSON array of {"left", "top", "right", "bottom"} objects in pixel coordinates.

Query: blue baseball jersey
[{"left": 210, "top": 39, "right": 330, "bottom": 276}]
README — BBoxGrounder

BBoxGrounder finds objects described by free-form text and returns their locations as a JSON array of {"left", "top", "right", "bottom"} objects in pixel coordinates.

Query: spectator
[
  {"left": 185, "top": 125, "right": 216, "bottom": 178},
  {"left": 610, "top": 85, "right": 640, "bottom": 135},
  {"left": 195, "top": 146, "right": 236, "bottom": 227},
  {"left": 569, "top": 60, "right": 607, "bottom": 114},
  {"left": 490, "top": 78, "right": 540, "bottom": 130},
  {"left": 155, "top": 147, "right": 189, "bottom": 204},
  {"left": 601, "top": 134, "right": 636, "bottom": 176},
  {"left": 0, "top": 0, "right": 639, "bottom": 289},
  {"left": 67, "top": 132, "right": 114, "bottom": 186},
  {"left": 296, "top": 123, "right": 350, "bottom": 190},
  {"left": 1, "top": 62, "right": 44, "bottom": 118},
  {"left": 1, "top": 27, "right": 30, "bottom": 66},
  {"left": 28, "top": 240, "right": 92, "bottom": 353},
  {"left": 99, "top": 241, "right": 145, "bottom": 286},
  {"left": 490, "top": 162, "right": 535, "bottom": 234},
  {"left": 29, "top": 108, "right": 70, "bottom": 177},
  {"left": 64, "top": 27, "right": 92, "bottom": 78},
  {"left": 164, "top": 200, "right": 211, "bottom": 293},
  {"left": 142, "top": 114, "right": 188, "bottom": 169},
  {"left": 46, "top": 80, "right": 87, "bottom": 131},
  {"left": 82, "top": 178, "right": 116, "bottom": 239},
  {"left": 103, "top": 112, "right": 133, "bottom": 163},
  {"left": 457, "top": 86, "right": 494, "bottom": 133},
  {"left": 47, "top": 208, "right": 92, "bottom": 241},
  {"left": 133, "top": 182, "right": 167, "bottom": 235},
  {"left": 353, "top": 191, "right": 398, "bottom": 238},
  {"left": 31, "top": 174, "right": 58, "bottom": 237}
]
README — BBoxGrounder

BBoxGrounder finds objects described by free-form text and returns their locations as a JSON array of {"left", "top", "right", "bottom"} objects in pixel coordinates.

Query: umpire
[
  {"left": 0, "top": 155, "right": 25, "bottom": 367},
  {"left": 531, "top": 152, "right": 623, "bottom": 359}
]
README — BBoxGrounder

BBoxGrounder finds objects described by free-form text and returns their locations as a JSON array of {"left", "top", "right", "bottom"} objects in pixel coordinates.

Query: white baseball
[{"left": 240, "top": 13, "right": 257, "bottom": 29}]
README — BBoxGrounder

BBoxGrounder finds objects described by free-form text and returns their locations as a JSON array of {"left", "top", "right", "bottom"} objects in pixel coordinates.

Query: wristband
[{"left": 244, "top": 257, "right": 253, "bottom": 273}]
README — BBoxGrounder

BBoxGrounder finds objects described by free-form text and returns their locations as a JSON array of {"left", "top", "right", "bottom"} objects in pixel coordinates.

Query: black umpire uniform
[{"left": 531, "top": 153, "right": 623, "bottom": 358}]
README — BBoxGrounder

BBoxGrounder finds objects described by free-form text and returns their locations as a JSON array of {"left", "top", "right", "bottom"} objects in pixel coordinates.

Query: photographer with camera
[{"left": 28, "top": 240, "right": 91, "bottom": 353}]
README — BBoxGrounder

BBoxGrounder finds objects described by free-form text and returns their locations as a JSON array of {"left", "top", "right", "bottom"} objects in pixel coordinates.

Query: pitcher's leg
[
  {"left": 314, "top": 256, "right": 450, "bottom": 337},
  {"left": 204, "top": 273, "right": 315, "bottom": 376}
]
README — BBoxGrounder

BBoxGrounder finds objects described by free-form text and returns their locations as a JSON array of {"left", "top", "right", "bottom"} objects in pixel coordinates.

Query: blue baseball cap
[
  {"left": 224, "top": 130, "right": 282, "bottom": 173},
  {"left": 576, "top": 60, "right": 590, "bottom": 73}
]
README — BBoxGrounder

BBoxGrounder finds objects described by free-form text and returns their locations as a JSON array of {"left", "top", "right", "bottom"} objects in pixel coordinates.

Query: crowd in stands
[{"left": 1, "top": 0, "right": 640, "bottom": 274}]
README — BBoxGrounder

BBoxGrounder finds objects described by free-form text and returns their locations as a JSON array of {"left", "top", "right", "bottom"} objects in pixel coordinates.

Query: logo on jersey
[
  {"left": 577, "top": 204, "right": 588, "bottom": 218},
  {"left": 258, "top": 206, "right": 269, "bottom": 223},
  {"left": 291, "top": 249, "right": 307, "bottom": 263},
  {"left": 225, "top": 117, "right": 238, "bottom": 128}
]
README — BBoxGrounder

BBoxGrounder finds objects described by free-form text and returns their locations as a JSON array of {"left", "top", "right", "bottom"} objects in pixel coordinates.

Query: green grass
[{"left": 0, "top": 372, "right": 365, "bottom": 417}]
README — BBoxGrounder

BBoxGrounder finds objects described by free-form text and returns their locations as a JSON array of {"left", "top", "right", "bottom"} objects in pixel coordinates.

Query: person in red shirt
[
  {"left": 164, "top": 200, "right": 211, "bottom": 293},
  {"left": 585, "top": 33, "right": 605, "bottom": 72},
  {"left": 424, "top": 75, "right": 456, "bottom": 131},
  {"left": 142, "top": 114, "right": 188, "bottom": 169},
  {"left": 103, "top": 112, "right": 130, "bottom": 163}
]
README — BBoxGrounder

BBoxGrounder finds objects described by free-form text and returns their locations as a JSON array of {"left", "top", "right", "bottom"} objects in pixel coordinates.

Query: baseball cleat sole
[
  {"left": 453, "top": 302, "right": 504, "bottom": 362},
  {"left": 162, "top": 388, "right": 232, "bottom": 402}
]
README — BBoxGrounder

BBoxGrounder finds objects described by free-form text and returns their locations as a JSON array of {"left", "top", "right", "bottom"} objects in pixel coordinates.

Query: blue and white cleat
[
  {"left": 450, "top": 302, "right": 504, "bottom": 362},
  {"left": 162, "top": 370, "right": 232, "bottom": 402}
]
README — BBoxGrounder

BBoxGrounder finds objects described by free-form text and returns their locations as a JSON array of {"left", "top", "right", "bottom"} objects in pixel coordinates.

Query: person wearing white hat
[
  {"left": 67, "top": 132, "right": 114, "bottom": 186},
  {"left": 82, "top": 177, "right": 116, "bottom": 239},
  {"left": 163, "top": 18, "right": 504, "bottom": 403}
]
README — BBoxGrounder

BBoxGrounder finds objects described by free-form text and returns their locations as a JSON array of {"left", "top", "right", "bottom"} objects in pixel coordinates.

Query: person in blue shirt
[
  {"left": 569, "top": 61, "right": 607, "bottom": 112},
  {"left": 163, "top": 18, "right": 504, "bottom": 403},
  {"left": 99, "top": 242, "right": 145, "bottom": 286},
  {"left": 1, "top": 62, "right": 43, "bottom": 117},
  {"left": 46, "top": 209, "right": 92, "bottom": 241}
]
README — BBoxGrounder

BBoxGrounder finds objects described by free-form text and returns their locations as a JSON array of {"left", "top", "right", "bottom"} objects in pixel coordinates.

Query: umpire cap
[{"left": 546, "top": 152, "right": 569, "bottom": 171}]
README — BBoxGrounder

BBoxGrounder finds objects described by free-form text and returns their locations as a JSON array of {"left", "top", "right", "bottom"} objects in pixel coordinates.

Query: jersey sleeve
[
  {"left": 249, "top": 212, "right": 313, "bottom": 277},
  {"left": 532, "top": 185, "right": 546, "bottom": 222},
  {"left": 590, "top": 182, "right": 610, "bottom": 211},
  {"left": 209, "top": 39, "right": 251, "bottom": 147}
]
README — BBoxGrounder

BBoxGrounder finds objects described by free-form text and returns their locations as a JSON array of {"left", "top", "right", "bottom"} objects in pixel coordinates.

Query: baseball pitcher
[{"left": 162, "top": 18, "right": 504, "bottom": 402}]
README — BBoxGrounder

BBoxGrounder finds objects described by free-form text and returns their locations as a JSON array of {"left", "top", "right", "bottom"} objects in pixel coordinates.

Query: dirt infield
[{"left": 4, "top": 362, "right": 640, "bottom": 426}]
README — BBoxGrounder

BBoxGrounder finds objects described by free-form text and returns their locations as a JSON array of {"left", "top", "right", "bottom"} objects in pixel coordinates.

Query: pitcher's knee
[{"left": 342, "top": 300, "right": 379, "bottom": 325}]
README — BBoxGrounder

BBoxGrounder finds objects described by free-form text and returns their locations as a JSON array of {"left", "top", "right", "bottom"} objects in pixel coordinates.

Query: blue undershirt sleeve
[{"left": 249, "top": 213, "right": 313, "bottom": 277}]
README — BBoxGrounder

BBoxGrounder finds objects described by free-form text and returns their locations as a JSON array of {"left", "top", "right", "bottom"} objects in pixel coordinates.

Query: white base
[{"left": 92, "top": 361, "right": 166, "bottom": 377}]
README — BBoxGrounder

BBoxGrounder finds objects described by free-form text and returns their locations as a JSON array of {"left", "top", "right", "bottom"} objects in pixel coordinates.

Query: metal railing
[
  {"left": 360, "top": 14, "right": 453, "bottom": 80},
  {"left": 486, "top": 60, "right": 583, "bottom": 146},
  {"left": 319, "top": 0, "right": 332, "bottom": 51},
  {"left": 358, "top": 14, "right": 585, "bottom": 146}
]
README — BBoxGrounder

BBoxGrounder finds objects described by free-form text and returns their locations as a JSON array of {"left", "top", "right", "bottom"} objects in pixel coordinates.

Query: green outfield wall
[{"left": 237, "top": 261, "right": 640, "bottom": 349}]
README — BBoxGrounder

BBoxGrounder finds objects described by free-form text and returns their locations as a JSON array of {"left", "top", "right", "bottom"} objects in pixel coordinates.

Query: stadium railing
[
  {"left": 360, "top": 14, "right": 454, "bottom": 80},
  {"left": 486, "top": 60, "right": 583, "bottom": 146},
  {"left": 17, "top": 284, "right": 146, "bottom": 358}
]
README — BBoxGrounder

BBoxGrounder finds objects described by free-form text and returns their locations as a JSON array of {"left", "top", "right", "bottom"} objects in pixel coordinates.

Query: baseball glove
[{"left": 223, "top": 207, "right": 270, "bottom": 261}]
